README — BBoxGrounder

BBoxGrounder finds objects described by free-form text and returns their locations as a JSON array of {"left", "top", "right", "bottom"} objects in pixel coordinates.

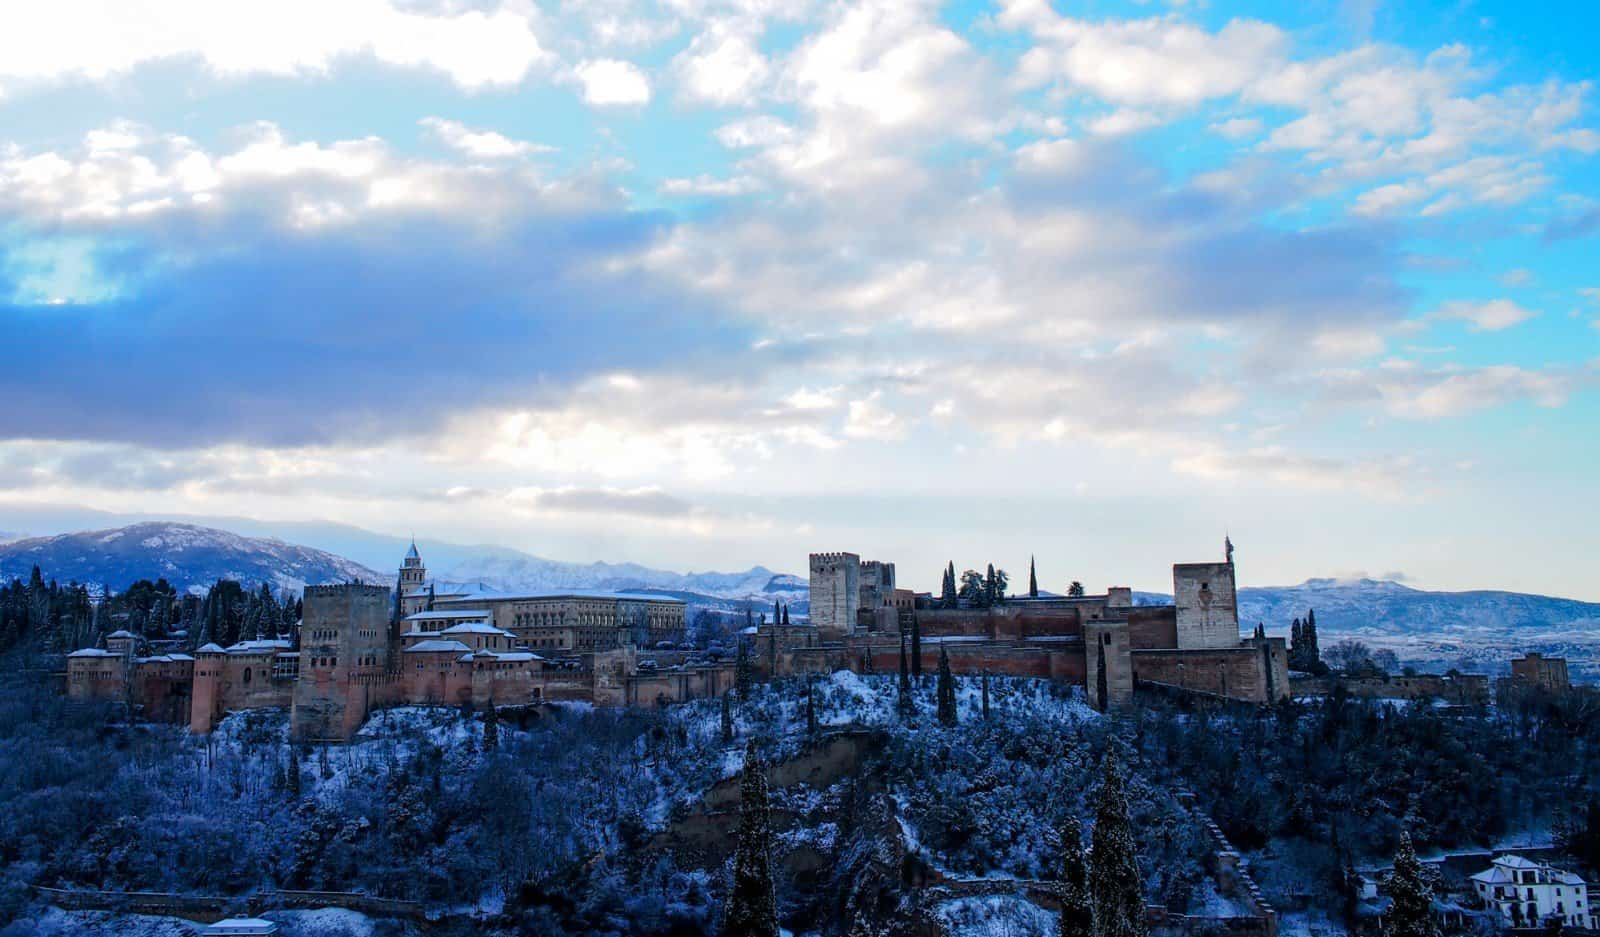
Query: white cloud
[
  {"left": 0, "top": 0, "right": 550, "bottom": 89},
  {"left": 0, "top": 120, "right": 603, "bottom": 226},
  {"left": 574, "top": 58, "right": 653, "bottom": 107},
  {"left": 1432, "top": 299, "right": 1537, "bottom": 332},
  {"left": 1003, "top": 6, "right": 1288, "bottom": 107},
  {"left": 1088, "top": 109, "right": 1161, "bottom": 136},
  {"left": 1498, "top": 268, "right": 1534, "bottom": 287},
  {"left": 843, "top": 391, "right": 906, "bottom": 441},
  {"left": 1210, "top": 116, "right": 1263, "bottom": 139},
  {"left": 659, "top": 174, "right": 762, "bottom": 196},
  {"left": 420, "top": 117, "right": 550, "bottom": 159},
  {"left": 673, "top": 20, "right": 771, "bottom": 106}
]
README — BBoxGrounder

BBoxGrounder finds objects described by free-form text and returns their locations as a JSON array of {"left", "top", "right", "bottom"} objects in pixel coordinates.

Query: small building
[
  {"left": 1471, "top": 854, "right": 1596, "bottom": 929},
  {"left": 1510, "top": 653, "right": 1570, "bottom": 694},
  {"left": 203, "top": 919, "right": 278, "bottom": 935}
]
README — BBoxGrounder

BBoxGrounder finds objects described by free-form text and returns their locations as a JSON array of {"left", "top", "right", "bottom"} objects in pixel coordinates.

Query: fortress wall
[
  {"left": 1128, "top": 606, "right": 1179, "bottom": 649},
  {"left": 1133, "top": 645, "right": 1277, "bottom": 703}
]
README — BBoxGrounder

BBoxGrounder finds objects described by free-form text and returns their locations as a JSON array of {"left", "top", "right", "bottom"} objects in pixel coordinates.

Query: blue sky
[{"left": 0, "top": 0, "right": 1596, "bottom": 597}]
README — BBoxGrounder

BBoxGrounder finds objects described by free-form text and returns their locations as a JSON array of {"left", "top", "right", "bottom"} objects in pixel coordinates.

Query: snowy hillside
[{"left": 0, "top": 522, "right": 385, "bottom": 594}]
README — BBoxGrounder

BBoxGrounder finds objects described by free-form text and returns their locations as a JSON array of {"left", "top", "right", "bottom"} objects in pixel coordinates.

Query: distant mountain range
[
  {"left": 2, "top": 522, "right": 1597, "bottom": 644},
  {"left": 0, "top": 523, "right": 384, "bottom": 594},
  {"left": 0, "top": 522, "right": 807, "bottom": 607}
]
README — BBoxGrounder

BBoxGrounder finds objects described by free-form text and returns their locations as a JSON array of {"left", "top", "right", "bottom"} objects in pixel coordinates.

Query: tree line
[{"left": 0, "top": 564, "right": 303, "bottom": 656}]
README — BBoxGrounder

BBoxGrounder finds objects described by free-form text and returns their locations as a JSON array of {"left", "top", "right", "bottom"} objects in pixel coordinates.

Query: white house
[
  {"left": 202, "top": 919, "right": 278, "bottom": 936},
  {"left": 1471, "top": 854, "right": 1597, "bottom": 929}
]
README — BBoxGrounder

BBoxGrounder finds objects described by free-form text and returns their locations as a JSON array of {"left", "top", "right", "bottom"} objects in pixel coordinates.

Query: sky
[{"left": 0, "top": 0, "right": 1597, "bottom": 597}]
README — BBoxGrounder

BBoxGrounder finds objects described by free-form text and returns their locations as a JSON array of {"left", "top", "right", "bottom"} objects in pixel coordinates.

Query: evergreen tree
[
  {"left": 1068, "top": 581, "right": 1085, "bottom": 598},
  {"left": 1306, "top": 609, "right": 1321, "bottom": 666},
  {"left": 1029, "top": 556, "right": 1039, "bottom": 598},
  {"left": 722, "top": 691, "right": 736, "bottom": 744},
  {"left": 722, "top": 740, "right": 780, "bottom": 937},
  {"left": 426, "top": 583, "right": 435, "bottom": 611},
  {"left": 286, "top": 750, "right": 302, "bottom": 800},
  {"left": 392, "top": 571, "right": 404, "bottom": 635},
  {"left": 985, "top": 563, "right": 998, "bottom": 607},
  {"left": 805, "top": 679, "right": 819, "bottom": 737},
  {"left": 942, "top": 562, "right": 958, "bottom": 609},
  {"left": 483, "top": 702, "right": 499, "bottom": 752},
  {"left": 1385, "top": 831, "right": 1438, "bottom": 937},
  {"left": 736, "top": 638, "right": 754, "bottom": 699},
  {"left": 936, "top": 646, "right": 957, "bottom": 727},
  {"left": 910, "top": 614, "right": 923, "bottom": 680},
  {"left": 782, "top": 604, "right": 790, "bottom": 626},
  {"left": 897, "top": 631, "right": 913, "bottom": 717},
  {"left": 1089, "top": 753, "right": 1145, "bottom": 937},
  {"left": 1058, "top": 813, "right": 1093, "bottom": 937},
  {"left": 981, "top": 671, "right": 991, "bottom": 720}
]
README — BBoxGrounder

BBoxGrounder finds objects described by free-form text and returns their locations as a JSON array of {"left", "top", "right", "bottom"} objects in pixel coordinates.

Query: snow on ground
[
  {"left": 1278, "top": 909, "right": 1348, "bottom": 937},
  {"left": 935, "top": 894, "right": 1058, "bottom": 936},
  {"left": 15, "top": 909, "right": 201, "bottom": 936},
  {"left": 7, "top": 908, "right": 418, "bottom": 937}
]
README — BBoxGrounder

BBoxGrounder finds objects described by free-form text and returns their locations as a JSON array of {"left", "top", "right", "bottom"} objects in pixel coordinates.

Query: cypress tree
[
  {"left": 897, "top": 631, "right": 913, "bottom": 717},
  {"left": 984, "top": 563, "right": 997, "bottom": 607},
  {"left": 286, "top": 750, "right": 302, "bottom": 800},
  {"left": 805, "top": 679, "right": 819, "bottom": 737},
  {"left": 942, "top": 562, "right": 958, "bottom": 609},
  {"left": 936, "top": 646, "right": 957, "bottom": 727},
  {"left": 736, "top": 638, "right": 754, "bottom": 699},
  {"left": 483, "top": 702, "right": 499, "bottom": 752},
  {"left": 1059, "top": 813, "right": 1092, "bottom": 937},
  {"left": 723, "top": 740, "right": 780, "bottom": 937},
  {"left": 1029, "top": 556, "right": 1039, "bottom": 598},
  {"left": 1385, "top": 831, "right": 1438, "bottom": 937},
  {"left": 1089, "top": 752, "right": 1145, "bottom": 937},
  {"left": 782, "top": 604, "right": 789, "bottom": 626},
  {"left": 910, "top": 615, "right": 922, "bottom": 680},
  {"left": 722, "top": 691, "right": 736, "bottom": 744},
  {"left": 981, "top": 671, "right": 991, "bottom": 720}
]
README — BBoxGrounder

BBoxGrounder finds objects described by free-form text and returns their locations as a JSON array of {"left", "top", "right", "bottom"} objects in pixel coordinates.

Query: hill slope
[{"left": 0, "top": 523, "right": 385, "bottom": 594}]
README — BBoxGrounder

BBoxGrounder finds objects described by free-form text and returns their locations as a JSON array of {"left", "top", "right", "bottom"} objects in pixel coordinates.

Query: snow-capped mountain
[
  {"left": 0, "top": 523, "right": 385, "bottom": 594},
  {"left": 436, "top": 548, "right": 808, "bottom": 604},
  {"left": 1234, "top": 578, "right": 1600, "bottom": 635}
]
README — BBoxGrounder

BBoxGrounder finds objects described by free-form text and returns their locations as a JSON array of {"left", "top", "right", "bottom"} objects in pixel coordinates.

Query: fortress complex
[
  {"left": 66, "top": 537, "right": 1292, "bottom": 740},
  {"left": 794, "top": 539, "right": 1290, "bottom": 709},
  {"left": 67, "top": 544, "right": 704, "bottom": 742}
]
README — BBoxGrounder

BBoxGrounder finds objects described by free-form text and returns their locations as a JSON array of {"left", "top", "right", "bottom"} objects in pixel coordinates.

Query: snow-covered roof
[
  {"left": 226, "top": 639, "right": 293, "bottom": 654},
  {"left": 462, "top": 649, "right": 540, "bottom": 663},
  {"left": 68, "top": 648, "right": 118, "bottom": 658},
  {"left": 138, "top": 654, "right": 195, "bottom": 663},
  {"left": 196, "top": 642, "right": 226, "bottom": 654},
  {"left": 403, "top": 581, "right": 489, "bottom": 599},
  {"left": 204, "top": 920, "right": 279, "bottom": 936},
  {"left": 405, "top": 609, "right": 491, "bottom": 620},
  {"left": 404, "top": 639, "right": 473, "bottom": 654},
  {"left": 1496, "top": 855, "right": 1541, "bottom": 869},
  {"left": 1472, "top": 867, "right": 1515, "bottom": 885},
  {"left": 106, "top": 629, "right": 137, "bottom": 639},
  {"left": 405, "top": 541, "right": 420, "bottom": 560},
  {"left": 440, "top": 622, "right": 514, "bottom": 636}
]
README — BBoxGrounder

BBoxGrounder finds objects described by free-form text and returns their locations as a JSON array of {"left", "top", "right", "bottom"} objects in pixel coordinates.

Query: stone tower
[
  {"left": 1173, "top": 542, "right": 1240, "bottom": 650},
  {"left": 189, "top": 642, "right": 226, "bottom": 734},
  {"left": 398, "top": 541, "right": 426, "bottom": 614},
  {"left": 809, "top": 552, "right": 861, "bottom": 639},
  {"left": 291, "top": 583, "right": 391, "bottom": 742}
]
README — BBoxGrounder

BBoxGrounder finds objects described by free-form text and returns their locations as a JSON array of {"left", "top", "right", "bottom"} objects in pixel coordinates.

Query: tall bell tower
[{"left": 398, "top": 540, "right": 427, "bottom": 615}]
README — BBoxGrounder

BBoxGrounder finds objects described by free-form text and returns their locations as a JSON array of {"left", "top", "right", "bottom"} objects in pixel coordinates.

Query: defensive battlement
[
  {"left": 809, "top": 552, "right": 860, "bottom": 566},
  {"left": 304, "top": 583, "right": 390, "bottom": 598}
]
